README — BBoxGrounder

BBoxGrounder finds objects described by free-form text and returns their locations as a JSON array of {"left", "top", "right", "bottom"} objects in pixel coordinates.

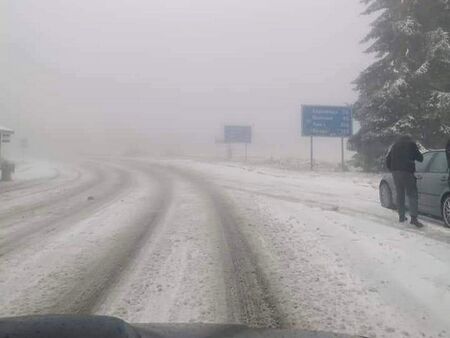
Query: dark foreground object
[{"left": 0, "top": 315, "right": 361, "bottom": 338}]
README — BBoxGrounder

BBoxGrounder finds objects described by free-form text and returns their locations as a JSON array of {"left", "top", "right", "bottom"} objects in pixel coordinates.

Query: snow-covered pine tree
[{"left": 349, "top": 0, "right": 450, "bottom": 171}]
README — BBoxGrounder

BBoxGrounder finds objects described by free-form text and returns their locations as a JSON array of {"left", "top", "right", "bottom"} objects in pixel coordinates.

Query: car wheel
[
  {"left": 380, "top": 182, "right": 394, "bottom": 209},
  {"left": 442, "top": 195, "right": 450, "bottom": 228}
]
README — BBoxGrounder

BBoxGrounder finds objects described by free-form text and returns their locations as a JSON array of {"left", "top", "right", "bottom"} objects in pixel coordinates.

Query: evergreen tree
[{"left": 349, "top": 0, "right": 450, "bottom": 171}]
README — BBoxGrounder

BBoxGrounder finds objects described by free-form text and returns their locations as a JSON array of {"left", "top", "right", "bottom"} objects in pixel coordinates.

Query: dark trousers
[{"left": 392, "top": 171, "right": 419, "bottom": 218}]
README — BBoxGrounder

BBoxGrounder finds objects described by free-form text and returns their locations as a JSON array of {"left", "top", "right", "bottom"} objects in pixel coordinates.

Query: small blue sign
[
  {"left": 224, "top": 125, "right": 252, "bottom": 144},
  {"left": 302, "top": 105, "right": 353, "bottom": 137}
]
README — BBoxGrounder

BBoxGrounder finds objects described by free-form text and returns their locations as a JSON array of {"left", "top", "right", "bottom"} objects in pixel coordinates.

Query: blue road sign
[
  {"left": 224, "top": 125, "right": 252, "bottom": 144},
  {"left": 302, "top": 105, "right": 353, "bottom": 137}
]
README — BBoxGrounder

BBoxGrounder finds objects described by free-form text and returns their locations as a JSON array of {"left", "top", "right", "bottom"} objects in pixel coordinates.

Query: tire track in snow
[
  {"left": 45, "top": 164, "right": 174, "bottom": 314},
  {"left": 92, "top": 164, "right": 232, "bottom": 324},
  {"left": 0, "top": 162, "right": 172, "bottom": 316},
  {"left": 0, "top": 162, "right": 131, "bottom": 257},
  {"left": 0, "top": 166, "right": 88, "bottom": 207},
  {"left": 0, "top": 164, "right": 94, "bottom": 220},
  {"left": 162, "top": 165, "right": 285, "bottom": 328},
  {"left": 0, "top": 168, "right": 61, "bottom": 195}
]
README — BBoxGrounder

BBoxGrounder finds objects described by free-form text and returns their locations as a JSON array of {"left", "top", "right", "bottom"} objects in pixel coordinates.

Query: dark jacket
[{"left": 386, "top": 137, "right": 424, "bottom": 173}]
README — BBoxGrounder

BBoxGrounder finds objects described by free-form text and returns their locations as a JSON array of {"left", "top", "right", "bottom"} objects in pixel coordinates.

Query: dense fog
[{"left": 2, "top": 0, "right": 373, "bottom": 161}]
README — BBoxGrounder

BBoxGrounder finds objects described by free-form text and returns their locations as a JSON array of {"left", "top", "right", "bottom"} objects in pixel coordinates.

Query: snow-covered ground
[{"left": 0, "top": 158, "right": 449, "bottom": 338}]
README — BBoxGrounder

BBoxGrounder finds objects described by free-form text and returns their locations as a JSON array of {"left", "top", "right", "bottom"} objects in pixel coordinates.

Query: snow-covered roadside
[
  {"left": 161, "top": 159, "right": 450, "bottom": 240},
  {"left": 158, "top": 159, "right": 382, "bottom": 204},
  {"left": 12, "top": 161, "right": 61, "bottom": 182},
  {"left": 231, "top": 191, "right": 450, "bottom": 337}
]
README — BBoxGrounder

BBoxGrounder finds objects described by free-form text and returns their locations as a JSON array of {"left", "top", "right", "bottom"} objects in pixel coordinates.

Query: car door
[
  {"left": 418, "top": 151, "right": 449, "bottom": 217},
  {"left": 415, "top": 152, "right": 436, "bottom": 213}
]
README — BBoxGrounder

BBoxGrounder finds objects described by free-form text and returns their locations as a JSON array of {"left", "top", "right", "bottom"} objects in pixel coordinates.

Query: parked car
[{"left": 379, "top": 149, "right": 450, "bottom": 227}]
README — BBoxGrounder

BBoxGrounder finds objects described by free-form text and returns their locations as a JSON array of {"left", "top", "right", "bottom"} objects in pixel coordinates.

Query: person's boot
[
  {"left": 410, "top": 217, "right": 424, "bottom": 228},
  {"left": 399, "top": 215, "right": 408, "bottom": 223}
]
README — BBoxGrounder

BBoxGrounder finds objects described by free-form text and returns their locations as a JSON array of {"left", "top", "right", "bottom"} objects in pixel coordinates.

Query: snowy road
[{"left": 1, "top": 158, "right": 449, "bottom": 338}]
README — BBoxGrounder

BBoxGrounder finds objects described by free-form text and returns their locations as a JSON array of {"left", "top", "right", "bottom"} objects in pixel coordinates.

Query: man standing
[{"left": 386, "top": 135, "right": 424, "bottom": 227}]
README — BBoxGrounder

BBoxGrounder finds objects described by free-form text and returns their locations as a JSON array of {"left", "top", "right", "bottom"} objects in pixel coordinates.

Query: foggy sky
[{"left": 1, "top": 0, "right": 374, "bottom": 159}]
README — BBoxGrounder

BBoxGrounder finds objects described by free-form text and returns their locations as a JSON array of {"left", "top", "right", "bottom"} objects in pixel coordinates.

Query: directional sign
[
  {"left": 224, "top": 125, "right": 252, "bottom": 144},
  {"left": 301, "top": 105, "right": 353, "bottom": 137}
]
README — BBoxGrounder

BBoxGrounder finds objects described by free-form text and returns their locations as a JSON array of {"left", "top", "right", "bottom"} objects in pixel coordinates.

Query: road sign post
[
  {"left": 301, "top": 105, "right": 352, "bottom": 171},
  {"left": 227, "top": 144, "right": 232, "bottom": 160}
]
